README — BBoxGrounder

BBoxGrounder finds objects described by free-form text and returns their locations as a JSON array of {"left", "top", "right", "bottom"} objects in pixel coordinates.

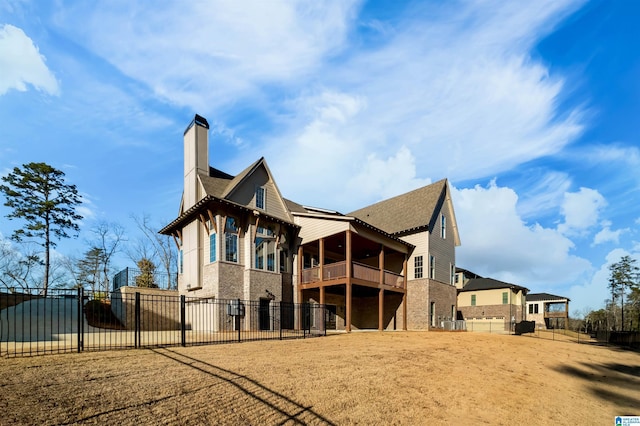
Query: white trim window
[
  {"left": 441, "top": 214, "right": 446, "bottom": 239},
  {"left": 429, "top": 255, "right": 435, "bottom": 279},
  {"left": 414, "top": 255, "right": 423, "bottom": 279}
]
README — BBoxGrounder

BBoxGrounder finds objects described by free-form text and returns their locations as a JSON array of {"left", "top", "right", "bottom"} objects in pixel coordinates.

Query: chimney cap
[{"left": 184, "top": 114, "right": 210, "bottom": 135}]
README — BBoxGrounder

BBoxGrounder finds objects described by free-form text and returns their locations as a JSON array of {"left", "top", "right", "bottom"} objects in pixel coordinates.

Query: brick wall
[{"left": 406, "top": 278, "right": 457, "bottom": 330}]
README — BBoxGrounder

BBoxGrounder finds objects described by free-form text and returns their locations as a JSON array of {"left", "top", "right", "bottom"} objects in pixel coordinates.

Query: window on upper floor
[
  {"left": 529, "top": 303, "right": 539, "bottom": 314},
  {"left": 441, "top": 214, "right": 446, "bottom": 239},
  {"left": 179, "top": 250, "right": 183, "bottom": 274},
  {"left": 209, "top": 233, "right": 217, "bottom": 263},
  {"left": 471, "top": 294, "right": 476, "bottom": 306},
  {"left": 256, "top": 186, "right": 266, "bottom": 210},
  {"left": 255, "top": 225, "right": 276, "bottom": 272},
  {"left": 502, "top": 292, "right": 508, "bottom": 305},
  {"left": 225, "top": 217, "right": 239, "bottom": 263},
  {"left": 429, "top": 255, "right": 435, "bottom": 279},
  {"left": 450, "top": 264, "right": 455, "bottom": 285},
  {"left": 414, "top": 256, "right": 423, "bottom": 279}
]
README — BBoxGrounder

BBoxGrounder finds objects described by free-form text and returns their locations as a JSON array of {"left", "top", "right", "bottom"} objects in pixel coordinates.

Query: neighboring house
[
  {"left": 526, "top": 293, "right": 570, "bottom": 329},
  {"left": 454, "top": 267, "right": 482, "bottom": 290},
  {"left": 160, "top": 115, "right": 461, "bottom": 331},
  {"left": 457, "top": 276, "right": 528, "bottom": 332}
]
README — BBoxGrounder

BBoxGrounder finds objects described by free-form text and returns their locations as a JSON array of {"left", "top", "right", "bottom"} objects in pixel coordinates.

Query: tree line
[
  {"left": 0, "top": 162, "right": 176, "bottom": 296},
  {"left": 584, "top": 255, "right": 640, "bottom": 332}
]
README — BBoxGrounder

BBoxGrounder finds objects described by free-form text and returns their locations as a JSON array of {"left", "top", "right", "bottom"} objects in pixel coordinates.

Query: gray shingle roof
[
  {"left": 348, "top": 179, "right": 448, "bottom": 235},
  {"left": 527, "top": 293, "right": 570, "bottom": 302},
  {"left": 459, "top": 277, "right": 529, "bottom": 293}
]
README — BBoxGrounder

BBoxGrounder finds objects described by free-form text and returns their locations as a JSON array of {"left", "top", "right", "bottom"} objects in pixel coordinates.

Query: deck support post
[{"left": 346, "top": 230, "right": 352, "bottom": 332}]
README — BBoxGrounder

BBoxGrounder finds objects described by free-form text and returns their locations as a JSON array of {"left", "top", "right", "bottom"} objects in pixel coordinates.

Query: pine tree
[
  {"left": 608, "top": 255, "right": 640, "bottom": 331},
  {"left": 0, "top": 163, "right": 83, "bottom": 296}
]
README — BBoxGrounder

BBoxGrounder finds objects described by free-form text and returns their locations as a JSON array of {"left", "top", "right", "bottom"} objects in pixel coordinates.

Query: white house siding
[
  {"left": 351, "top": 225, "right": 408, "bottom": 254},
  {"left": 295, "top": 216, "right": 350, "bottom": 243},
  {"left": 226, "top": 165, "right": 291, "bottom": 223},
  {"left": 401, "top": 232, "right": 428, "bottom": 280},
  {"left": 181, "top": 219, "right": 202, "bottom": 292},
  {"left": 428, "top": 201, "right": 455, "bottom": 285}
]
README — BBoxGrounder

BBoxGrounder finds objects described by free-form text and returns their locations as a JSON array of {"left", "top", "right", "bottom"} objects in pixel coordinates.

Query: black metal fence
[
  {"left": 112, "top": 267, "right": 178, "bottom": 291},
  {"left": 1, "top": 288, "right": 327, "bottom": 357}
]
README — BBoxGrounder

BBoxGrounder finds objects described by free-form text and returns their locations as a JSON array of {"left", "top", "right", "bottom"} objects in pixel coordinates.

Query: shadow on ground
[
  {"left": 152, "top": 348, "right": 336, "bottom": 425},
  {"left": 552, "top": 360, "right": 640, "bottom": 413}
]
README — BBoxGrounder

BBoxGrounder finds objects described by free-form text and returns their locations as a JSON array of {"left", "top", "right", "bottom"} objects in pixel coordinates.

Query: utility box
[{"left": 227, "top": 300, "right": 245, "bottom": 317}]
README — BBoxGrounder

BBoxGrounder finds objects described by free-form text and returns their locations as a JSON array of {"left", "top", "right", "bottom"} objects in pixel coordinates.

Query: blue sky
[{"left": 1, "top": 0, "right": 639, "bottom": 314}]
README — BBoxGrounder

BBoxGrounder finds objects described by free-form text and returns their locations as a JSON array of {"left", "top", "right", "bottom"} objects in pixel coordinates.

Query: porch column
[
  {"left": 379, "top": 245, "right": 384, "bottom": 331},
  {"left": 379, "top": 245, "right": 384, "bottom": 285},
  {"left": 379, "top": 289, "right": 384, "bottom": 331},
  {"left": 319, "top": 237, "right": 324, "bottom": 282},
  {"left": 346, "top": 230, "right": 352, "bottom": 332},
  {"left": 320, "top": 286, "right": 325, "bottom": 306},
  {"left": 403, "top": 254, "right": 408, "bottom": 330},
  {"left": 297, "top": 245, "right": 303, "bottom": 330}
]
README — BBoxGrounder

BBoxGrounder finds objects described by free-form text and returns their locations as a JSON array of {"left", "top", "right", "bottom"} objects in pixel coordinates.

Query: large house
[
  {"left": 456, "top": 270, "right": 528, "bottom": 332},
  {"left": 526, "top": 293, "right": 570, "bottom": 329},
  {"left": 160, "top": 115, "right": 460, "bottom": 331}
]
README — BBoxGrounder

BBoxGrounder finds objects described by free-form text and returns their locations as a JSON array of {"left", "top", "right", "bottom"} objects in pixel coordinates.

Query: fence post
[
  {"left": 323, "top": 305, "right": 327, "bottom": 337},
  {"left": 237, "top": 299, "right": 241, "bottom": 343},
  {"left": 279, "top": 303, "right": 283, "bottom": 341},
  {"left": 135, "top": 292, "right": 141, "bottom": 348},
  {"left": 180, "top": 295, "right": 186, "bottom": 347},
  {"left": 77, "top": 288, "right": 83, "bottom": 353}
]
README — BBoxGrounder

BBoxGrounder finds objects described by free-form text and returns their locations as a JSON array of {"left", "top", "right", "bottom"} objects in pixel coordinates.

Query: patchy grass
[{"left": 1, "top": 332, "right": 638, "bottom": 425}]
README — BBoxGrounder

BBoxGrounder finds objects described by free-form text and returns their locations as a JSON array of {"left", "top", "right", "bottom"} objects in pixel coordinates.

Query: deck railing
[
  {"left": 323, "top": 262, "right": 347, "bottom": 280},
  {"left": 301, "top": 261, "right": 404, "bottom": 289}
]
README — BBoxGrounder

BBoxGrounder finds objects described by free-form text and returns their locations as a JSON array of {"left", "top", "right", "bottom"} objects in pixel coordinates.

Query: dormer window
[{"left": 256, "top": 187, "right": 265, "bottom": 210}]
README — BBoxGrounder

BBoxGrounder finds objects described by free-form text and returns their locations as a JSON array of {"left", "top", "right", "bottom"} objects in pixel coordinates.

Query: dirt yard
[{"left": 1, "top": 332, "right": 638, "bottom": 425}]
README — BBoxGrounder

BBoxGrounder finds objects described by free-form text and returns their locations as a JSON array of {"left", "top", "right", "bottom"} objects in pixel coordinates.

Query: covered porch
[{"left": 297, "top": 229, "right": 410, "bottom": 332}]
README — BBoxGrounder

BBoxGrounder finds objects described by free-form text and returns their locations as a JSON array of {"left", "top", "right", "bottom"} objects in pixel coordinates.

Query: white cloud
[
  {"left": 246, "top": 0, "right": 585, "bottom": 211},
  {"left": 51, "top": 0, "right": 360, "bottom": 111},
  {"left": 451, "top": 180, "right": 591, "bottom": 287},
  {"left": 45, "top": 0, "right": 588, "bottom": 211},
  {"left": 516, "top": 171, "right": 572, "bottom": 219},
  {"left": 592, "top": 221, "right": 627, "bottom": 246},
  {"left": 346, "top": 146, "right": 432, "bottom": 203},
  {"left": 583, "top": 144, "right": 640, "bottom": 167},
  {"left": 0, "top": 24, "right": 59, "bottom": 95},
  {"left": 557, "top": 187, "right": 606, "bottom": 235}
]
